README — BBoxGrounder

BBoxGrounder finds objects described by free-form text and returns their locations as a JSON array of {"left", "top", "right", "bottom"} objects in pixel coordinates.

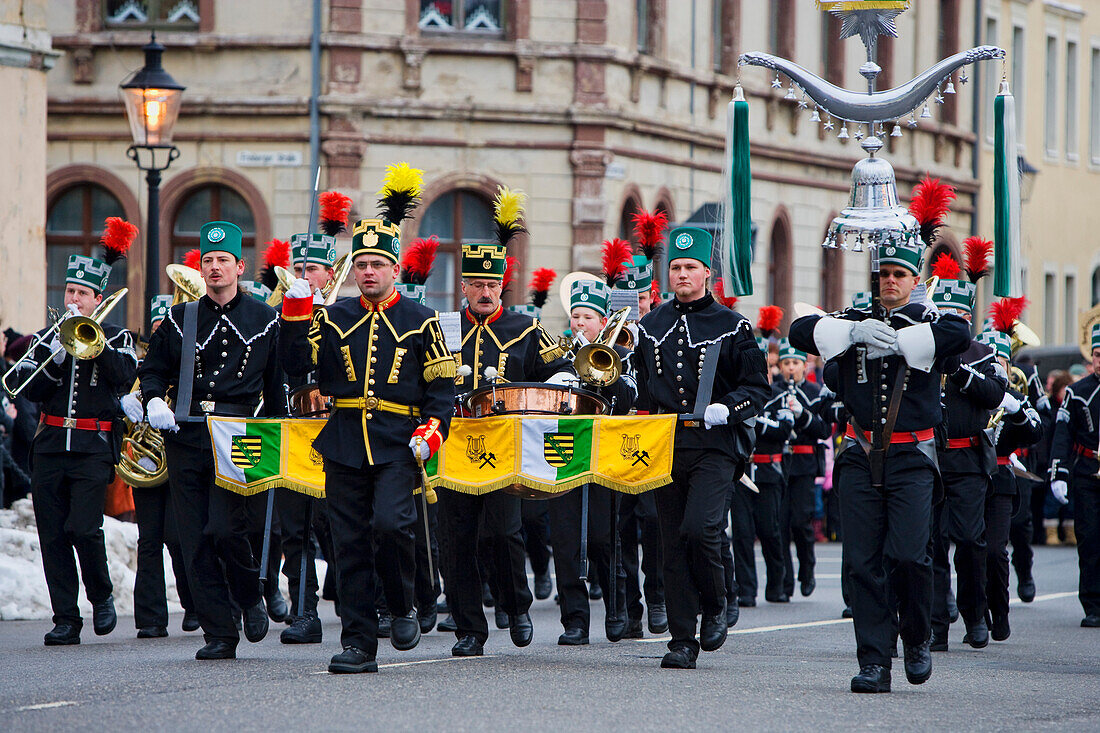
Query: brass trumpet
[
  {"left": 2, "top": 289, "right": 127, "bottom": 397},
  {"left": 988, "top": 365, "right": 1030, "bottom": 428},
  {"left": 322, "top": 252, "right": 352, "bottom": 306},
  {"left": 573, "top": 307, "right": 631, "bottom": 387},
  {"left": 266, "top": 265, "right": 297, "bottom": 307}
]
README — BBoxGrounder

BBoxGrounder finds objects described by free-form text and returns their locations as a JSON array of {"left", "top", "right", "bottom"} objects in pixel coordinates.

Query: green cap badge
[
  {"left": 65, "top": 255, "right": 111, "bottom": 294},
  {"left": 291, "top": 232, "right": 337, "bottom": 268},
  {"left": 668, "top": 226, "right": 713, "bottom": 268},
  {"left": 570, "top": 280, "right": 610, "bottom": 317},
  {"left": 200, "top": 221, "right": 243, "bottom": 259}
]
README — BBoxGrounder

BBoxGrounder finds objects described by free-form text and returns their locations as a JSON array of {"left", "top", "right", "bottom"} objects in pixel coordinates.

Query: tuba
[
  {"left": 573, "top": 307, "right": 631, "bottom": 387},
  {"left": 116, "top": 266, "right": 204, "bottom": 488}
]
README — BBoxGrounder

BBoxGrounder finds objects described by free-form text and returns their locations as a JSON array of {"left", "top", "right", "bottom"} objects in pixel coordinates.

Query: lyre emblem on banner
[
  {"left": 619, "top": 434, "right": 640, "bottom": 459},
  {"left": 466, "top": 434, "right": 495, "bottom": 469},
  {"left": 309, "top": 446, "right": 323, "bottom": 467}
]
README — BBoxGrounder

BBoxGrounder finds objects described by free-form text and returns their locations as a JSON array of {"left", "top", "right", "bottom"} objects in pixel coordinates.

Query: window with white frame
[
  {"left": 1065, "top": 274, "right": 1077, "bottom": 344},
  {"left": 419, "top": 1, "right": 503, "bottom": 35},
  {"left": 1090, "top": 47, "right": 1100, "bottom": 164},
  {"left": 1045, "top": 35, "right": 1059, "bottom": 157},
  {"left": 104, "top": 0, "right": 200, "bottom": 28},
  {"left": 1066, "top": 40, "right": 1079, "bottom": 160}
]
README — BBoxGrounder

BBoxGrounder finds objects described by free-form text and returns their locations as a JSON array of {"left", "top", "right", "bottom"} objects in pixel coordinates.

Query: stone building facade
[{"left": 40, "top": 0, "right": 986, "bottom": 335}]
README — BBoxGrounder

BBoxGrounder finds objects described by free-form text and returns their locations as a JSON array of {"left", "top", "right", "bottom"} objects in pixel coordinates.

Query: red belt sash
[
  {"left": 1075, "top": 444, "right": 1098, "bottom": 459},
  {"left": 844, "top": 426, "right": 935, "bottom": 444},
  {"left": 790, "top": 445, "right": 815, "bottom": 455},
  {"left": 946, "top": 436, "right": 980, "bottom": 450},
  {"left": 752, "top": 453, "right": 783, "bottom": 464},
  {"left": 40, "top": 414, "right": 113, "bottom": 431}
]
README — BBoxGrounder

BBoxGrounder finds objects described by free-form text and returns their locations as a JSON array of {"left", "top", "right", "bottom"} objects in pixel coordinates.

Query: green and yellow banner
[{"left": 209, "top": 415, "right": 676, "bottom": 498}]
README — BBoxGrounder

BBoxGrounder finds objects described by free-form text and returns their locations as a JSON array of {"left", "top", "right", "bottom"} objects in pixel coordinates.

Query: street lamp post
[{"left": 121, "top": 32, "right": 184, "bottom": 335}]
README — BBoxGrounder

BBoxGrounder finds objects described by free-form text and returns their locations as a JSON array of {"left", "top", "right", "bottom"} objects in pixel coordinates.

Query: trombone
[
  {"left": 2, "top": 289, "right": 127, "bottom": 398},
  {"left": 265, "top": 252, "right": 352, "bottom": 308}
]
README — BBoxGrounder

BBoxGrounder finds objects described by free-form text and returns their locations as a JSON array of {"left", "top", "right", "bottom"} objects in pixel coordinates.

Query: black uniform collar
[
  {"left": 202, "top": 291, "right": 243, "bottom": 314},
  {"left": 671, "top": 292, "right": 714, "bottom": 314}
]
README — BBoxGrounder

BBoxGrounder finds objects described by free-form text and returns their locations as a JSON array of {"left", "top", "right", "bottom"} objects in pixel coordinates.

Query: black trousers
[
  {"left": 722, "top": 485, "right": 737, "bottom": 601},
  {"left": 243, "top": 492, "right": 282, "bottom": 598},
  {"left": 1010, "top": 479, "right": 1035, "bottom": 584},
  {"left": 548, "top": 484, "right": 626, "bottom": 634},
  {"left": 729, "top": 465, "right": 786, "bottom": 600},
  {"left": 781, "top": 472, "right": 818, "bottom": 595},
  {"left": 31, "top": 451, "right": 114, "bottom": 627},
  {"left": 377, "top": 496, "right": 440, "bottom": 616},
  {"left": 165, "top": 436, "right": 263, "bottom": 644},
  {"left": 133, "top": 484, "right": 194, "bottom": 628},
  {"left": 323, "top": 456, "right": 417, "bottom": 654},
  {"left": 654, "top": 446, "right": 732, "bottom": 654},
  {"left": 985, "top": 480, "right": 1014, "bottom": 622},
  {"left": 521, "top": 499, "right": 552, "bottom": 576},
  {"left": 835, "top": 444, "right": 935, "bottom": 669},
  {"left": 619, "top": 491, "right": 664, "bottom": 620},
  {"left": 1073, "top": 474, "right": 1100, "bottom": 617},
  {"left": 437, "top": 489, "right": 532, "bottom": 643},
  {"left": 276, "top": 488, "right": 339, "bottom": 617},
  {"left": 932, "top": 470, "right": 988, "bottom": 634}
]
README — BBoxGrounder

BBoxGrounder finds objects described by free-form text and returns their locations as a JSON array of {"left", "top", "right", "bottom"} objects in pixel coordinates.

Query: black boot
[
  {"left": 280, "top": 612, "right": 322, "bottom": 644},
  {"left": 418, "top": 604, "right": 438, "bottom": 633},
  {"left": 647, "top": 602, "right": 668, "bottom": 634},
  {"left": 534, "top": 572, "right": 552, "bottom": 600},
  {"left": 494, "top": 608, "right": 510, "bottom": 630},
  {"left": 726, "top": 601, "right": 740, "bottom": 629},
  {"left": 265, "top": 590, "right": 289, "bottom": 623},
  {"left": 481, "top": 583, "right": 494, "bottom": 607},
  {"left": 622, "top": 618, "right": 644, "bottom": 639},
  {"left": 329, "top": 646, "right": 376, "bottom": 674},
  {"left": 699, "top": 600, "right": 728, "bottom": 652},
  {"left": 850, "top": 665, "right": 891, "bottom": 693},
  {"left": 390, "top": 611, "right": 421, "bottom": 651},
  {"left": 605, "top": 612, "right": 627, "bottom": 643},
  {"left": 1017, "top": 577, "right": 1036, "bottom": 603},
  {"left": 962, "top": 618, "right": 989, "bottom": 649},
  {"left": 660, "top": 645, "right": 697, "bottom": 669},
  {"left": 242, "top": 600, "right": 269, "bottom": 643},
  {"left": 137, "top": 626, "right": 168, "bottom": 639},
  {"left": 929, "top": 630, "right": 949, "bottom": 652},
  {"left": 377, "top": 612, "right": 392, "bottom": 638},
  {"left": 946, "top": 591, "right": 959, "bottom": 623},
  {"left": 801, "top": 578, "right": 816, "bottom": 597},
  {"left": 509, "top": 613, "right": 533, "bottom": 647},
  {"left": 990, "top": 614, "right": 1010, "bottom": 642},
  {"left": 903, "top": 640, "right": 932, "bottom": 685},
  {"left": 452, "top": 635, "right": 484, "bottom": 656},
  {"left": 438, "top": 614, "right": 457, "bottom": 632},
  {"left": 92, "top": 595, "right": 117, "bottom": 636},
  {"left": 195, "top": 640, "right": 237, "bottom": 660},
  {"left": 43, "top": 623, "right": 81, "bottom": 646},
  {"left": 558, "top": 627, "right": 589, "bottom": 645},
  {"left": 181, "top": 610, "right": 201, "bottom": 632}
]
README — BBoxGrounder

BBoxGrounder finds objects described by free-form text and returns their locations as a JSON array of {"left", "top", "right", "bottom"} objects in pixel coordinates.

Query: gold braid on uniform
[
  {"left": 423, "top": 318, "right": 457, "bottom": 382},
  {"left": 306, "top": 309, "right": 324, "bottom": 365},
  {"left": 536, "top": 320, "right": 568, "bottom": 363}
]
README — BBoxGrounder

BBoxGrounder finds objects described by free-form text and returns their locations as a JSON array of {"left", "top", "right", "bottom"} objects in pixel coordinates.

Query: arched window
[
  {"left": 1091, "top": 266, "right": 1100, "bottom": 306},
  {"left": 619, "top": 192, "right": 643, "bottom": 242},
  {"left": 170, "top": 185, "right": 256, "bottom": 272},
  {"left": 768, "top": 211, "right": 793, "bottom": 327},
  {"left": 45, "top": 184, "right": 127, "bottom": 326},
  {"left": 418, "top": 189, "right": 495, "bottom": 310},
  {"left": 820, "top": 220, "right": 844, "bottom": 312}
]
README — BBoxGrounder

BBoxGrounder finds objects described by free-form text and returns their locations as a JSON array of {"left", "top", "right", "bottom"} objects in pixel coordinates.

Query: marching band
[{"left": 6, "top": 163, "right": 1100, "bottom": 694}]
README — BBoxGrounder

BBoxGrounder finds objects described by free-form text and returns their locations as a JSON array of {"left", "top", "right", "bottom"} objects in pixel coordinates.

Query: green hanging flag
[
  {"left": 722, "top": 87, "right": 754, "bottom": 296},
  {"left": 993, "top": 84, "right": 1022, "bottom": 297}
]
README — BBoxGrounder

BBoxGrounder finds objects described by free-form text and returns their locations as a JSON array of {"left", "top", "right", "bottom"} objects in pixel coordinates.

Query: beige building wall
[
  {"left": 43, "top": 1, "right": 984, "bottom": 335},
  {"left": 0, "top": 1, "right": 56, "bottom": 335},
  {"left": 977, "top": 0, "right": 1100, "bottom": 348}
]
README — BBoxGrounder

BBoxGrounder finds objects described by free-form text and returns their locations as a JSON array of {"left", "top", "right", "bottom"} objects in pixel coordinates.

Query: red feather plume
[
  {"left": 757, "top": 305, "right": 784, "bottom": 337},
  {"left": 931, "top": 252, "right": 962, "bottom": 280},
  {"left": 601, "top": 238, "right": 634, "bottom": 286},
  {"left": 400, "top": 236, "right": 440, "bottom": 286},
  {"left": 318, "top": 191, "right": 353, "bottom": 236},
  {"left": 650, "top": 280, "right": 662, "bottom": 306},
  {"left": 713, "top": 278, "right": 738, "bottom": 309},
  {"left": 183, "top": 248, "right": 201, "bottom": 271},
  {"left": 962, "top": 236, "right": 993, "bottom": 283},
  {"left": 263, "top": 239, "right": 291, "bottom": 269},
  {"left": 909, "top": 176, "right": 956, "bottom": 245},
  {"left": 631, "top": 209, "right": 669, "bottom": 263},
  {"left": 503, "top": 256, "right": 518, "bottom": 293},
  {"left": 529, "top": 267, "right": 556, "bottom": 309},
  {"left": 100, "top": 217, "right": 138, "bottom": 265},
  {"left": 990, "top": 297, "right": 1028, "bottom": 334}
]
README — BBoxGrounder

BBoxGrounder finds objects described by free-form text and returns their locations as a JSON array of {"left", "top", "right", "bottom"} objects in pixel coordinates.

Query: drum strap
[{"left": 174, "top": 301, "right": 200, "bottom": 424}]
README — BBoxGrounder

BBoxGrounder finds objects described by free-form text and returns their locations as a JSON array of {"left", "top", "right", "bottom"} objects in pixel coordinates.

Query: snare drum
[
  {"left": 290, "top": 384, "right": 331, "bottom": 418},
  {"left": 463, "top": 382, "right": 609, "bottom": 498}
]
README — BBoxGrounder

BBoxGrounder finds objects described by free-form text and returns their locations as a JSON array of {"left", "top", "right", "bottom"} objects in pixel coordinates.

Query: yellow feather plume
[
  {"left": 378, "top": 162, "right": 424, "bottom": 196},
  {"left": 494, "top": 186, "right": 526, "bottom": 226}
]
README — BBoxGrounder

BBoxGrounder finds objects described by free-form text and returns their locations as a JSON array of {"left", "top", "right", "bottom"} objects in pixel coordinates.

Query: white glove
[
  {"left": 121, "top": 392, "right": 145, "bottom": 423},
  {"left": 286, "top": 277, "right": 312, "bottom": 300},
  {"left": 1009, "top": 453, "right": 1027, "bottom": 474},
  {"left": 865, "top": 341, "right": 900, "bottom": 360},
  {"left": 66, "top": 303, "right": 80, "bottom": 315},
  {"left": 545, "top": 371, "right": 575, "bottom": 386},
  {"left": 991, "top": 362, "right": 1009, "bottom": 382},
  {"left": 146, "top": 397, "right": 179, "bottom": 432},
  {"left": 999, "top": 392, "right": 1021, "bottom": 415},
  {"left": 137, "top": 456, "right": 158, "bottom": 472},
  {"left": 408, "top": 436, "right": 431, "bottom": 460},
  {"left": 850, "top": 320, "right": 897, "bottom": 349},
  {"left": 49, "top": 335, "right": 65, "bottom": 364},
  {"left": 786, "top": 396, "right": 804, "bottom": 417},
  {"left": 1051, "top": 480, "right": 1069, "bottom": 505},
  {"left": 777, "top": 408, "right": 794, "bottom": 424},
  {"left": 703, "top": 403, "right": 730, "bottom": 430}
]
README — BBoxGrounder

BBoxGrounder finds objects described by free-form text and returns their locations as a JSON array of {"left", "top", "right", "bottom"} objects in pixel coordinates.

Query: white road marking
[
  {"left": 13, "top": 701, "right": 78, "bottom": 712},
  {"left": 1011, "top": 591, "right": 1077, "bottom": 605},
  {"left": 311, "top": 655, "right": 494, "bottom": 674}
]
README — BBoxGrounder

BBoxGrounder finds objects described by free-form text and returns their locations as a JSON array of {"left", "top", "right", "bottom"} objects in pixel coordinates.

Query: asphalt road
[{"left": 1, "top": 543, "right": 1097, "bottom": 732}]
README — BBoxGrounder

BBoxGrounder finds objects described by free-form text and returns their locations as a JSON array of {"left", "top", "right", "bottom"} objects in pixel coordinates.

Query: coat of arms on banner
[{"left": 543, "top": 432, "right": 574, "bottom": 467}]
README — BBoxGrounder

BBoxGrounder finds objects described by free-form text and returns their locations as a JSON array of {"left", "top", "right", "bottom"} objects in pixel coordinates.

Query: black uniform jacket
[
  {"left": 779, "top": 377, "right": 829, "bottom": 477},
  {"left": 280, "top": 289, "right": 455, "bottom": 468},
  {"left": 139, "top": 292, "right": 284, "bottom": 447},
  {"left": 1050, "top": 372, "right": 1100, "bottom": 482},
  {"left": 939, "top": 339, "right": 1006, "bottom": 475},
  {"left": 455, "top": 305, "right": 570, "bottom": 393},
  {"left": 789, "top": 301, "right": 970, "bottom": 435},
  {"left": 22, "top": 323, "right": 137, "bottom": 457},
  {"left": 991, "top": 390, "right": 1043, "bottom": 496},
  {"left": 753, "top": 384, "right": 795, "bottom": 482},
  {"left": 632, "top": 293, "right": 770, "bottom": 461}
]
